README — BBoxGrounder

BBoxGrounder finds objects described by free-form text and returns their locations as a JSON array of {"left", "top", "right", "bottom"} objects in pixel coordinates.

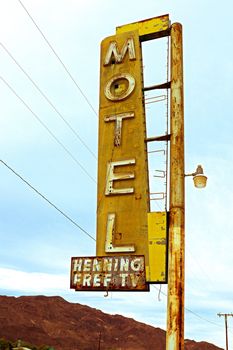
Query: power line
[
  {"left": 16, "top": 0, "right": 97, "bottom": 118},
  {"left": 1, "top": 76, "right": 96, "bottom": 183},
  {"left": 186, "top": 246, "right": 216, "bottom": 293},
  {"left": 1, "top": 42, "right": 97, "bottom": 160},
  {"left": 152, "top": 285, "right": 224, "bottom": 329},
  {"left": 186, "top": 308, "right": 223, "bottom": 328},
  {"left": 0, "top": 159, "right": 96, "bottom": 242}
]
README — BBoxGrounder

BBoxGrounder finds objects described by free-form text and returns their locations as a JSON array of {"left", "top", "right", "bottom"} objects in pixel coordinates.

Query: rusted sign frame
[{"left": 116, "top": 14, "right": 170, "bottom": 41}]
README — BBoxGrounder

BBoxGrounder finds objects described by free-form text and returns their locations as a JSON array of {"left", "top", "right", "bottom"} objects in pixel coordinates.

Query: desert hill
[{"left": 0, "top": 295, "right": 223, "bottom": 350}]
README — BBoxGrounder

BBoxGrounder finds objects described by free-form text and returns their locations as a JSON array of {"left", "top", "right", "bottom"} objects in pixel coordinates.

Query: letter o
[{"left": 104, "top": 73, "right": 136, "bottom": 101}]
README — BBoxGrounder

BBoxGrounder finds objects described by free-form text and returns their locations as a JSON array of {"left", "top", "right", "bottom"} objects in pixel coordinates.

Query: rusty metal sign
[{"left": 70, "top": 255, "right": 149, "bottom": 292}]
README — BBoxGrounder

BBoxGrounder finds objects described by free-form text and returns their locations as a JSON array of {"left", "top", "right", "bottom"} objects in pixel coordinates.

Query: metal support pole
[{"left": 166, "top": 23, "right": 185, "bottom": 350}]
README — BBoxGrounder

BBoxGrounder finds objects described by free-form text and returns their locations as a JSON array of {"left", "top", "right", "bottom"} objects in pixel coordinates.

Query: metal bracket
[
  {"left": 145, "top": 134, "right": 171, "bottom": 143},
  {"left": 150, "top": 192, "right": 165, "bottom": 201},
  {"left": 154, "top": 170, "right": 166, "bottom": 178},
  {"left": 143, "top": 81, "right": 171, "bottom": 92},
  {"left": 145, "top": 95, "right": 166, "bottom": 104}
]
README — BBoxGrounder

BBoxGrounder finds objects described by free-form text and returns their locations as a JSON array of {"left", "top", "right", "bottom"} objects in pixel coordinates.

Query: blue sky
[{"left": 1, "top": 0, "right": 233, "bottom": 348}]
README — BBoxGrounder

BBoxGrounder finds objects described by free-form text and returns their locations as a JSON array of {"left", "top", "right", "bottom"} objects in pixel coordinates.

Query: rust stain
[{"left": 166, "top": 22, "right": 185, "bottom": 350}]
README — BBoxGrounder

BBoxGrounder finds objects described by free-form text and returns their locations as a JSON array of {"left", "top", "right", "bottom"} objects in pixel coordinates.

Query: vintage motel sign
[
  {"left": 97, "top": 15, "right": 169, "bottom": 280},
  {"left": 96, "top": 29, "right": 150, "bottom": 261},
  {"left": 71, "top": 15, "right": 170, "bottom": 292}
]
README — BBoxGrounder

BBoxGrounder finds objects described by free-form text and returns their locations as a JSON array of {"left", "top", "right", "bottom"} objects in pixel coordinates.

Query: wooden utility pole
[
  {"left": 217, "top": 313, "right": 233, "bottom": 350},
  {"left": 98, "top": 331, "right": 101, "bottom": 350}
]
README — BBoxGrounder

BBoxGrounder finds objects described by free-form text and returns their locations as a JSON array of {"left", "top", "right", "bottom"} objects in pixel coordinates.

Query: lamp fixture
[{"left": 185, "top": 165, "right": 207, "bottom": 188}]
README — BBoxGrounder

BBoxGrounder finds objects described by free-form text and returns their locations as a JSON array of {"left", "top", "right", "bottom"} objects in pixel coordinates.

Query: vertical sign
[
  {"left": 96, "top": 30, "right": 150, "bottom": 268},
  {"left": 71, "top": 15, "right": 170, "bottom": 292}
]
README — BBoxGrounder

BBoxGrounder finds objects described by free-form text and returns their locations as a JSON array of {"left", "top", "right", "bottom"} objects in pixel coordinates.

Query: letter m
[{"left": 104, "top": 38, "right": 136, "bottom": 66}]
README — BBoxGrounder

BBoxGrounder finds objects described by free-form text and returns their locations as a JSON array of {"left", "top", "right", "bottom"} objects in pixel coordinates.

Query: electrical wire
[
  {"left": 16, "top": 0, "right": 97, "bottom": 118},
  {"left": 1, "top": 42, "right": 97, "bottom": 160},
  {"left": 152, "top": 285, "right": 225, "bottom": 329},
  {"left": 0, "top": 159, "right": 96, "bottom": 242},
  {"left": 185, "top": 307, "right": 225, "bottom": 328},
  {"left": 1, "top": 76, "right": 96, "bottom": 183},
  {"left": 186, "top": 246, "right": 217, "bottom": 292}
]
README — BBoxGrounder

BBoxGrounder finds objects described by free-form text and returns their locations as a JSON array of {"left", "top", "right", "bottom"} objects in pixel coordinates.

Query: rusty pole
[{"left": 166, "top": 23, "right": 185, "bottom": 350}]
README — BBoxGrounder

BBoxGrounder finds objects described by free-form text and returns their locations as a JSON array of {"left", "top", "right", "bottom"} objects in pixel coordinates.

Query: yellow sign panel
[
  {"left": 96, "top": 30, "right": 150, "bottom": 267},
  {"left": 147, "top": 212, "right": 167, "bottom": 282},
  {"left": 116, "top": 14, "right": 170, "bottom": 40}
]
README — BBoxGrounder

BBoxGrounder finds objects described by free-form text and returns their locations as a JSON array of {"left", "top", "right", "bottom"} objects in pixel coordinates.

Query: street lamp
[{"left": 185, "top": 165, "right": 208, "bottom": 188}]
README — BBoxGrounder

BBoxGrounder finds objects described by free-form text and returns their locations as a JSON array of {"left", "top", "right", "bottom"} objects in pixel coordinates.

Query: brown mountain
[{"left": 0, "top": 295, "right": 223, "bottom": 350}]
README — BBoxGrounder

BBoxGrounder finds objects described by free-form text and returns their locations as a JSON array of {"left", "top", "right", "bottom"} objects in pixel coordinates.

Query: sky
[{"left": 0, "top": 0, "right": 233, "bottom": 348}]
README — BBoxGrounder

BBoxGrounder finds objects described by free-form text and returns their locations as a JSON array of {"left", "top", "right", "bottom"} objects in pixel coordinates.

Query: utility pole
[
  {"left": 218, "top": 313, "right": 233, "bottom": 350},
  {"left": 166, "top": 20, "right": 207, "bottom": 350},
  {"left": 98, "top": 331, "right": 101, "bottom": 350},
  {"left": 166, "top": 22, "right": 185, "bottom": 350}
]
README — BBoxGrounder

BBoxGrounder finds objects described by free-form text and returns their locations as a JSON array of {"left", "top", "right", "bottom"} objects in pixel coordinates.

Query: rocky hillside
[{"left": 0, "top": 295, "right": 223, "bottom": 350}]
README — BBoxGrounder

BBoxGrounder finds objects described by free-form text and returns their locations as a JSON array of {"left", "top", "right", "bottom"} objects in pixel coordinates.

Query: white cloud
[{"left": 0, "top": 267, "right": 68, "bottom": 294}]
